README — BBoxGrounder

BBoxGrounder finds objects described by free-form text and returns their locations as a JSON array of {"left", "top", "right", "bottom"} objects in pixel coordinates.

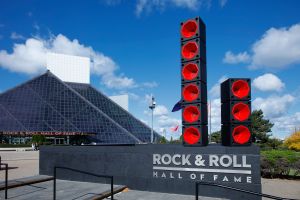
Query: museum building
[{"left": 0, "top": 54, "right": 159, "bottom": 145}]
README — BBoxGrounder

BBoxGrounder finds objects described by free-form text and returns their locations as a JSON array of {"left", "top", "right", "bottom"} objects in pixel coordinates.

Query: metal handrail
[
  {"left": 0, "top": 163, "right": 8, "bottom": 199},
  {"left": 195, "top": 181, "right": 300, "bottom": 200},
  {"left": 53, "top": 166, "right": 114, "bottom": 200}
]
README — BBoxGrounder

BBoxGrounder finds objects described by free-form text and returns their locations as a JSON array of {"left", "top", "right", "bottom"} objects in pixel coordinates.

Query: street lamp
[{"left": 149, "top": 95, "right": 156, "bottom": 143}]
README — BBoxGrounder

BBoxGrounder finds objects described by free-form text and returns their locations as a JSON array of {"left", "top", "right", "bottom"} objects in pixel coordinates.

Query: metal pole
[
  {"left": 151, "top": 108, "right": 154, "bottom": 143},
  {"left": 111, "top": 176, "right": 114, "bottom": 200},
  {"left": 149, "top": 95, "right": 155, "bottom": 144},
  {"left": 53, "top": 167, "right": 56, "bottom": 200},
  {"left": 195, "top": 182, "right": 198, "bottom": 200},
  {"left": 5, "top": 164, "right": 8, "bottom": 199},
  {"left": 209, "top": 100, "right": 212, "bottom": 143}
]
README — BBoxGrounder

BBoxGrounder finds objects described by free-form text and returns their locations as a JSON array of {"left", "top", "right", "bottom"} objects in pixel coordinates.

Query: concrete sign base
[{"left": 40, "top": 144, "right": 261, "bottom": 200}]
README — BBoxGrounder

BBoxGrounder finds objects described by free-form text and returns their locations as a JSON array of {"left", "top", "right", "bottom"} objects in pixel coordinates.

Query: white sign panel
[{"left": 46, "top": 53, "right": 90, "bottom": 84}]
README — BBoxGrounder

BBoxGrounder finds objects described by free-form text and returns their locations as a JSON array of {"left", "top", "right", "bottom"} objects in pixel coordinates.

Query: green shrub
[{"left": 261, "top": 150, "right": 300, "bottom": 178}]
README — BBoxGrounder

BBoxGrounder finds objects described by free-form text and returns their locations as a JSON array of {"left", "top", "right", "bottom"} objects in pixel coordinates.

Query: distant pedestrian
[{"left": 32, "top": 143, "right": 35, "bottom": 151}]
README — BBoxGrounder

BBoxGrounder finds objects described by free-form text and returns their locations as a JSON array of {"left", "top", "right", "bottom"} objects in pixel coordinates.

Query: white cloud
[
  {"left": 10, "top": 32, "right": 26, "bottom": 40},
  {"left": 271, "top": 112, "right": 300, "bottom": 138},
  {"left": 0, "top": 34, "right": 155, "bottom": 90},
  {"left": 209, "top": 98, "right": 221, "bottom": 133},
  {"left": 144, "top": 104, "right": 168, "bottom": 116},
  {"left": 154, "top": 105, "right": 169, "bottom": 116},
  {"left": 223, "top": 51, "right": 251, "bottom": 64},
  {"left": 0, "top": 38, "right": 47, "bottom": 74},
  {"left": 209, "top": 75, "right": 227, "bottom": 98},
  {"left": 250, "top": 24, "right": 300, "bottom": 70},
  {"left": 140, "top": 119, "right": 149, "bottom": 125},
  {"left": 219, "top": 0, "right": 227, "bottom": 7},
  {"left": 253, "top": 73, "right": 285, "bottom": 92},
  {"left": 102, "top": 74, "right": 137, "bottom": 89},
  {"left": 156, "top": 115, "right": 181, "bottom": 140},
  {"left": 253, "top": 94, "right": 295, "bottom": 118},
  {"left": 157, "top": 115, "right": 181, "bottom": 127},
  {"left": 143, "top": 101, "right": 181, "bottom": 139},
  {"left": 135, "top": 0, "right": 203, "bottom": 16},
  {"left": 223, "top": 24, "right": 300, "bottom": 70}
]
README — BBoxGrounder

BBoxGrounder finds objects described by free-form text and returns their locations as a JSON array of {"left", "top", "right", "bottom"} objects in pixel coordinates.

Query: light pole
[{"left": 149, "top": 95, "right": 156, "bottom": 143}]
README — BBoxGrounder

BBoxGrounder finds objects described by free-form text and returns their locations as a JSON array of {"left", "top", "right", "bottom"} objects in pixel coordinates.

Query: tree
[
  {"left": 284, "top": 131, "right": 300, "bottom": 151},
  {"left": 251, "top": 110, "right": 274, "bottom": 143},
  {"left": 159, "top": 136, "right": 167, "bottom": 144},
  {"left": 32, "top": 134, "right": 46, "bottom": 145},
  {"left": 266, "top": 138, "right": 283, "bottom": 149},
  {"left": 210, "top": 131, "right": 221, "bottom": 143}
]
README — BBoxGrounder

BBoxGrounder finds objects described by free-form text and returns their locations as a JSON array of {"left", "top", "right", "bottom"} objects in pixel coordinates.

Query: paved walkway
[
  {"left": 0, "top": 179, "right": 225, "bottom": 200},
  {"left": 0, "top": 151, "right": 39, "bottom": 180},
  {"left": 1, "top": 151, "right": 299, "bottom": 199}
]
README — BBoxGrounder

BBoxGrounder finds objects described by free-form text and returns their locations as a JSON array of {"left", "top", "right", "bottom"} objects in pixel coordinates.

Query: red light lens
[
  {"left": 182, "top": 63, "right": 199, "bottom": 81},
  {"left": 183, "top": 126, "right": 200, "bottom": 144},
  {"left": 183, "top": 84, "right": 199, "bottom": 102},
  {"left": 232, "top": 80, "right": 250, "bottom": 99},
  {"left": 183, "top": 106, "right": 200, "bottom": 123},
  {"left": 181, "top": 20, "right": 198, "bottom": 38},
  {"left": 232, "top": 102, "right": 250, "bottom": 121},
  {"left": 181, "top": 42, "right": 198, "bottom": 59},
  {"left": 232, "top": 125, "right": 251, "bottom": 144}
]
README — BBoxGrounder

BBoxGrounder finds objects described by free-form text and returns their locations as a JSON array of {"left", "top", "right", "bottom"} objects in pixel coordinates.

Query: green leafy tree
[
  {"left": 251, "top": 110, "right": 274, "bottom": 143},
  {"left": 32, "top": 134, "right": 46, "bottom": 145},
  {"left": 266, "top": 138, "right": 283, "bottom": 149},
  {"left": 159, "top": 136, "right": 167, "bottom": 144},
  {"left": 210, "top": 131, "right": 221, "bottom": 143}
]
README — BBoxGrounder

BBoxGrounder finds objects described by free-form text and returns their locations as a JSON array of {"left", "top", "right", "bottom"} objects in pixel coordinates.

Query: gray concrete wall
[{"left": 39, "top": 144, "right": 261, "bottom": 200}]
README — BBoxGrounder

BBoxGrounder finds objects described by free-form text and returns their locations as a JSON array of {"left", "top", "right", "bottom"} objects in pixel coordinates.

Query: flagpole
[{"left": 209, "top": 99, "right": 211, "bottom": 143}]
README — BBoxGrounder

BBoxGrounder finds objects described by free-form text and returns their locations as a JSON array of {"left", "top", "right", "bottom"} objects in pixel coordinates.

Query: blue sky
[{"left": 1, "top": 0, "right": 300, "bottom": 139}]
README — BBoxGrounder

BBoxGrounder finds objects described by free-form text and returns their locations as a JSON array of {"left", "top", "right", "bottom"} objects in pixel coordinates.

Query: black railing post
[
  {"left": 111, "top": 176, "right": 114, "bottom": 200},
  {"left": 195, "top": 181, "right": 300, "bottom": 200},
  {"left": 195, "top": 182, "right": 198, "bottom": 200},
  {"left": 53, "top": 166, "right": 114, "bottom": 200},
  {"left": 53, "top": 167, "right": 56, "bottom": 200},
  {"left": 4, "top": 163, "right": 8, "bottom": 200},
  {"left": 1, "top": 163, "right": 8, "bottom": 199}
]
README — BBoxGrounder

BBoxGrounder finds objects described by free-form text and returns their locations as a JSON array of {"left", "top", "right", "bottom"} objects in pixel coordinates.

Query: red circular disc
[
  {"left": 181, "top": 20, "right": 198, "bottom": 38},
  {"left": 232, "top": 80, "right": 250, "bottom": 99},
  {"left": 183, "top": 106, "right": 200, "bottom": 123},
  {"left": 182, "top": 84, "right": 199, "bottom": 102},
  {"left": 183, "top": 126, "right": 200, "bottom": 144},
  {"left": 232, "top": 125, "right": 251, "bottom": 144},
  {"left": 182, "top": 63, "right": 199, "bottom": 81},
  {"left": 232, "top": 102, "right": 250, "bottom": 121},
  {"left": 181, "top": 42, "right": 198, "bottom": 59}
]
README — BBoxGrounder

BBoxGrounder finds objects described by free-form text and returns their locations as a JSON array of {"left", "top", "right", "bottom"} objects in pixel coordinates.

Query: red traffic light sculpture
[
  {"left": 181, "top": 17, "right": 208, "bottom": 146},
  {"left": 221, "top": 78, "right": 252, "bottom": 146}
]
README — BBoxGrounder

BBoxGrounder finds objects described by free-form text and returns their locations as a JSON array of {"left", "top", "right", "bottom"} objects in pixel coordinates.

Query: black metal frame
[
  {"left": 53, "top": 166, "right": 114, "bottom": 200},
  {"left": 0, "top": 163, "right": 8, "bottom": 199},
  {"left": 195, "top": 181, "right": 299, "bottom": 200}
]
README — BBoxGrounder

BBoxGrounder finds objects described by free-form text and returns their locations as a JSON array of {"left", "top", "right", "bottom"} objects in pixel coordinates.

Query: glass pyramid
[{"left": 0, "top": 71, "right": 160, "bottom": 144}]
